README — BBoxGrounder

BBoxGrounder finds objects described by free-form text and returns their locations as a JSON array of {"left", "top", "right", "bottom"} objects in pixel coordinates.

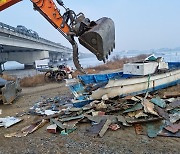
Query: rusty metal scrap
[
  {"left": 109, "top": 124, "right": 120, "bottom": 131},
  {"left": 158, "top": 129, "right": 180, "bottom": 138},
  {"left": 134, "top": 124, "right": 146, "bottom": 135},
  {"left": 164, "top": 121, "right": 180, "bottom": 133}
]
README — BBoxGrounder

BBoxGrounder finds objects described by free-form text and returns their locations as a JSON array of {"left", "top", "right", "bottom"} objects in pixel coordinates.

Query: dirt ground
[{"left": 0, "top": 83, "right": 180, "bottom": 154}]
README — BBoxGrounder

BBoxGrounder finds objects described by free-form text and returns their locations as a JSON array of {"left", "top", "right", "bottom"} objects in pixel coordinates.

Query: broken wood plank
[
  {"left": 50, "top": 118, "right": 65, "bottom": 130},
  {"left": 125, "top": 116, "right": 162, "bottom": 124},
  {"left": 163, "top": 92, "right": 180, "bottom": 98},
  {"left": 158, "top": 129, "right": 180, "bottom": 138},
  {"left": 87, "top": 119, "right": 107, "bottom": 136},
  {"left": 99, "top": 119, "right": 111, "bottom": 137},
  {"left": 59, "top": 115, "right": 84, "bottom": 122},
  {"left": 154, "top": 105, "right": 169, "bottom": 121}
]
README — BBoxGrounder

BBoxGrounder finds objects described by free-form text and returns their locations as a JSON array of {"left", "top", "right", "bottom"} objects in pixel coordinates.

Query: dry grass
[
  {"left": 0, "top": 74, "right": 16, "bottom": 81},
  {"left": 1, "top": 73, "right": 47, "bottom": 87},
  {"left": 20, "top": 74, "right": 46, "bottom": 87},
  {"left": 1, "top": 54, "right": 148, "bottom": 87},
  {"left": 73, "top": 54, "right": 149, "bottom": 77},
  {"left": 92, "top": 54, "right": 148, "bottom": 71}
]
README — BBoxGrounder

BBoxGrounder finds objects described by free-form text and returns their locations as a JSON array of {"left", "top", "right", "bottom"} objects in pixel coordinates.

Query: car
[
  {"left": 27, "top": 29, "right": 39, "bottom": 39},
  {"left": 16, "top": 25, "right": 28, "bottom": 35}
]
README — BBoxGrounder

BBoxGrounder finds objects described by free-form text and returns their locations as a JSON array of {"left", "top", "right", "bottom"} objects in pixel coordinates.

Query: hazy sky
[{"left": 1, "top": 0, "right": 180, "bottom": 52}]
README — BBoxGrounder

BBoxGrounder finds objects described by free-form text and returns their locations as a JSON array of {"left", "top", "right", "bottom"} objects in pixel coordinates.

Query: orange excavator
[{"left": 0, "top": 0, "right": 115, "bottom": 73}]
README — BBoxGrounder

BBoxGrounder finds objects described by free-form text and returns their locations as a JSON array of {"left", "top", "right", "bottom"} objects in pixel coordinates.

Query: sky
[{"left": 1, "top": 0, "right": 180, "bottom": 53}]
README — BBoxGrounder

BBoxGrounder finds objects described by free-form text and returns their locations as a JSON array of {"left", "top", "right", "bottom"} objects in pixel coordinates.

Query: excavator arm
[
  {"left": 0, "top": 0, "right": 115, "bottom": 73},
  {"left": 0, "top": 0, "right": 21, "bottom": 11}
]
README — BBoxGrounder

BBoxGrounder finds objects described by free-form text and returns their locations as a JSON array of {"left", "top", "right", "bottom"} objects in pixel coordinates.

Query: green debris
[
  {"left": 123, "top": 103, "right": 143, "bottom": 113},
  {"left": 60, "top": 128, "right": 77, "bottom": 136},
  {"left": 146, "top": 121, "right": 164, "bottom": 138},
  {"left": 151, "top": 97, "right": 166, "bottom": 108}
]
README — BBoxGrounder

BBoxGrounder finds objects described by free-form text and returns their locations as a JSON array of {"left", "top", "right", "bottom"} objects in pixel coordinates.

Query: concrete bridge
[{"left": 0, "top": 22, "right": 72, "bottom": 73}]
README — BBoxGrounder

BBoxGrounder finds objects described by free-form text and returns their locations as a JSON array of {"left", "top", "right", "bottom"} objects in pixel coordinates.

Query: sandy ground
[{"left": 0, "top": 83, "right": 180, "bottom": 154}]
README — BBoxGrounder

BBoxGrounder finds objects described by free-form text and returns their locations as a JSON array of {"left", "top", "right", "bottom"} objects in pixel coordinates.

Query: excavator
[{"left": 0, "top": 0, "right": 115, "bottom": 74}]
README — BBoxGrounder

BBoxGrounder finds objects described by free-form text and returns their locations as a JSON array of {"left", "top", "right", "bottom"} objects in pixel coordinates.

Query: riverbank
[
  {"left": 0, "top": 82, "right": 179, "bottom": 154},
  {"left": 3, "top": 54, "right": 149, "bottom": 87},
  {"left": 0, "top": 54, "right": 180, "bottom": 153}
]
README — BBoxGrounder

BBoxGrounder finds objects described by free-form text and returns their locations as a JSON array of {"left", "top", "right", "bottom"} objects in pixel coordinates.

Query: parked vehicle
[
  {"left": 27, "top": 29, "right": 39, "bottom": 39},
  {"left": 16, "top": 25, "right": 28, "bottom": 35},
  {"left": 44, "top": 64, "right": 73, "bottom": 82}
]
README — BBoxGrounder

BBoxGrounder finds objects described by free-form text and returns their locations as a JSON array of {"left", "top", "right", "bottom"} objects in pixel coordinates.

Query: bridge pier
[
  {"left": 24, "top": 64, "right": 35, "bottom": 69},
  {"left": 0, "top": 63, "right": 3, "bottom": 75}
]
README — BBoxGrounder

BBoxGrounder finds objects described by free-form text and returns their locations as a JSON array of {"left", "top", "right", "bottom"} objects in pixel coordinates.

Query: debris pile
[{"left": 3, "top": 91, "right": 180, "bottom": 138}]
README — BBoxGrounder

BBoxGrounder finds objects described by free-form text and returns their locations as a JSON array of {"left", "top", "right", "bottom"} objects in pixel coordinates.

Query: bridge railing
[
  {"left": 0, "top": 22, "right": 72, "bottom": 51},
  {"left": 0, "top": 22, "right": 16, "bottom": 32}
]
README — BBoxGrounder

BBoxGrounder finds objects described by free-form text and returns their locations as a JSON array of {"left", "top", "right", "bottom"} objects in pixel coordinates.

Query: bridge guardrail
[{"left": 0, "top": 22, "right": 72, "bottom": 52}]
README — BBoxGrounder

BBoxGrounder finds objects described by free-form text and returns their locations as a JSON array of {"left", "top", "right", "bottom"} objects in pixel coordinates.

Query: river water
[{"left": 2, "top": 50, "right": 180, "bottom": 78}]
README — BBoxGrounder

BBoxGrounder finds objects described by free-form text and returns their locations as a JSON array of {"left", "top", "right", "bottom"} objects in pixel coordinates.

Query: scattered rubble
[
  {"left": 2, "top": 90, "right": 180, "bottom": 139},
  {"left": 1, "top": 58, "right": 180, "bottom": 139},
  {"left": 5, "top": 119, "right": 48, "bottom": 138}
]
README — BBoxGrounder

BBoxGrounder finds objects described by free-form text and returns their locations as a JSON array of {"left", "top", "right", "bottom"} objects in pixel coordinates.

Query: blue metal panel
[
  {"left": 68, "top": 83, "right": 85, "bottom": 94},
  {"left": 78, "top": 72, "right": 123, "bottom": 85},
  {"left": 73, "top": 100, "right": 93, "bottom": 108},
  {"left": 168, "top": 62, "right": 180, "bottom": 69}
]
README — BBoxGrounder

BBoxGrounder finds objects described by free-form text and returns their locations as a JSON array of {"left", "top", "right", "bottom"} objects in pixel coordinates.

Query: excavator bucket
[{"left": 78, "top": 17, "right": 115, "bottom": 62}]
